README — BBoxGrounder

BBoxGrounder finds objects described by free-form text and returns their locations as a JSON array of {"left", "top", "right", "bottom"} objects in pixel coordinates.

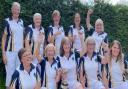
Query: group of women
[{"left": 2, "top": 2, "right": 128, "bottom": 89}]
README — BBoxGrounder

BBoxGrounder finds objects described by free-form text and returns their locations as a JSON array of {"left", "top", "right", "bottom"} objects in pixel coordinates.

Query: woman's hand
[
  {"left": 34, "top": 81, "right": 41, "bottom": 89},
  {"left": 56, "top": 68, "right": 62, "bottom": 83},
  {"left": 54, "top": 31, "right": 61, "bottom": 37},
  {"left": 87, "top": 9, "right": 93, "bottom": 16},
  {"left": 37, "top": 33, "right": 44, "bottom": 46}
]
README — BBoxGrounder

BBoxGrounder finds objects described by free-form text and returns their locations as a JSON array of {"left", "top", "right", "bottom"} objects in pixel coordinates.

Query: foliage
[{"left": 0, "top": 0, "right": 128, "bottom": 87}]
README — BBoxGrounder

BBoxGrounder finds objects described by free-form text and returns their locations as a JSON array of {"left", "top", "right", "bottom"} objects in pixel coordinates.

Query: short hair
[
  {"left": 52, "top": 10, "right": 61, "bottom": 18},
  {"left": 11, "top": 2, "right": 20, "bottom": 10},
  {"left": 74, "top": 12, "right": 80, "bottom": 18},
  {"left": 95, "top": 18, "right": 104, "bottom": 31},
  {"left": 44, "top": 43, "right": 56, "bottom": 57},
  {"left": 33, "top": 13, "right": 42, "bottom": 20},
  {"left": 18, "top": 48, "right": 27, "bottom": 63},
  {"left": 95, "top": 18, "right": 103, "bottom": 25}
]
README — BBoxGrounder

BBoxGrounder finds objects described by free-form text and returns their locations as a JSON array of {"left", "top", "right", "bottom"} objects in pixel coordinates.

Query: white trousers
[{"left": 5, "top": 52, "right": 20, "bottom": 87}]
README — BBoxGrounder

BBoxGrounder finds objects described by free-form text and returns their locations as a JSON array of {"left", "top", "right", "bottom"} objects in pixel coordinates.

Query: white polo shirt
[
  {"left": 69, "top": 25, "right": 85, "bottom": 51},
  {"left": 4, "top": 17, "right": 24, "bottom": 52},
  {"left": 48, "top": 25, "right": 65, "bottom": 55},
  {"left": 28, "top": 24, "right": 45, "bottom": 56},
  {"left": 39, "top": 57, "right": 61, "bottom": 89},
  {"left": 86, "top": 27, "right": 108, "bottom": 53},
  {"left": 10, "top": 64, "right": 40, "bottom": 89},
  {"left": 92, "top": 31, "right": 108, "bottom": 53},
  {"left": 79, "top": 52, "right": 104, "bottom": 88},
  {"left": 111, "top": 58, "right": 124, "bottom": 87},
  {"left": 59, "top": 52, "right": 80, "bottom": 89}
]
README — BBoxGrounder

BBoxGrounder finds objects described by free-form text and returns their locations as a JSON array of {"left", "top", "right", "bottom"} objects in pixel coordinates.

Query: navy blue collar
[
  {"left": 61, "top": 51, "right": 73, "bottom": 60},
  {"left": 44, "top": 57, "right": 57, "bottom": 67},
  {"left": 84, "top": 52, "right": 97, "bottom": 59},
  {"left": 20, "top": 63, "right": 35, "bottom": 73},
  {"left": 94, "top": 30, "right": 105, "bottom": 36},
  {"left": 32, "top": 23, "right": 42, "bottom": 31},
  {"left": 9, "top": 16, "right": 21, "bottom": 23},
  {"left": 73, "top": 24, "right": 82, "bottom": 30}
]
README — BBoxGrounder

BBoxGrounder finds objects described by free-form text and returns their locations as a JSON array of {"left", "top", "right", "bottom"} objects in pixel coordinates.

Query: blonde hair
[
  {"left": 44, "top": 43, "right": 56, "bottom": 57},
  {"left": 109, "top": 40, "right": 124, "bottom": 75},
  {"left": 60, "top": 37, "right": 72, "bottom": 56},
  {"left": 75, "top": 13, "right": 80, "bottom": 17},
  {"left": 84, "top": 36, "right": 95, "bottom": 53},
  {"left": 11, "top": 2, "right": 20, "bottom": 10},
  {"left": 52, "top": 10, "right": 61, "bottom": 18},
  {"left": 95, "top": 18, "right": 104, "bottom": 32}
]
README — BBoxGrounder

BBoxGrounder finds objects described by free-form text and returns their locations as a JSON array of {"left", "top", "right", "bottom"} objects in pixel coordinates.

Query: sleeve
[
  {"left": 10, "top": 70, "right": 20, "bottom": 89},
  {"left": 56, "top": 56, "right": 61, "bottom": 68},
  {"left": 24, "top": 27, "right": 33, "bottom": 42},
  {"left": 104, "top": 33, "right": 109, "bottom": 44},
  {"left": 3, "top": 19, "right": 9, "bottom": 35},
  {"left": 39, "top": 59, "right": 46, "bottom": 86},
  {"left": 79, "top": 57, "right": 85, "bottom": 76},
  {"left": 75, "top": 50, "right": 80, "bottom": 59},
  {"left": 68, "top": 26, "right": 73, "bottom": 36},
  {"left": 85, "top": 27, "right": 95, "bottom": 37},
  {"left": 35, "top": 66, "right": 41, "bottom": 82},
  {"left": 124, "top": 55, "right": 128, "bottom": 69},
  {"left": 45, "top": 26, "right": 53, "bottom": 44}
]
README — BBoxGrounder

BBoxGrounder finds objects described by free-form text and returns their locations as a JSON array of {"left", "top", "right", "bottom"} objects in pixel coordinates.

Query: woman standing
[
  {"left": 86, "top": 9, "right": 108, "bottom": 53},
  {"left": 2, "top": 2, "right": 24, "bottom": 88},
  {"left": 24, "top": 13, "right": 45, "bottom": 65},
  {"left": 68, "top": 13, "right": 85, "bottom": 51},
  {"left": 47, "top": 10, "right": 65, "bottom": 55},
  {"left": 102, "top": 40, "right": 128, "bottom": 89},
  {"left": 10, "top": 48, "right": 41, "bottom": 89},
  {"left": 79, "top": 36, "right": 106, "bottom": 89}
]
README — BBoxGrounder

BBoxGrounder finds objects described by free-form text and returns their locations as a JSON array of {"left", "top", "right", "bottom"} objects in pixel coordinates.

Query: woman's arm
[
  {"left": 79, "top": 32, "right": 85, "bottom": 57},
  {"left": 35, "top": 33, "right": 44, "bottom": 63},
  {"left": 102, "top": 66, "right": 109, "bottom": 89},
  {"left": 79, "top": 62, "right": 85, "bottom": 89},
  {"left": 55, "top": 68, "right": 62, "bottom": 83},
  {"left": 2, "top": 31, "right": 7, "bottom": 65},
  {"left": 86, "top": 9, "right": 93, "bottom": 31}
]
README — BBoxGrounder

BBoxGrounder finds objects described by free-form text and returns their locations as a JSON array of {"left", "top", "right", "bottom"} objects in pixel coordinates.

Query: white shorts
[
  {"left": 68, "top": 80, "right": 81, "bottom": 89},
  {"left": 5, "top": 52, "right": 20, "bottom": 87},
  {"left": 86, "top": 80, "right": 105, "bottom": 89}
]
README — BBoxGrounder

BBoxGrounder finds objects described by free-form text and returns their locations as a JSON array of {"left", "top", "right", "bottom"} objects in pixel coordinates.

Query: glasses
[{"left": 87, "top": 43, "right": 95, "bottom": 46}]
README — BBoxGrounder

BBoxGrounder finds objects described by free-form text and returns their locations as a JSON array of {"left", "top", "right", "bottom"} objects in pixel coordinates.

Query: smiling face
[
  {"left": 63, "top": 40, "right": 71, "bottom": 54},
  {"left": 46, "top": 45, "right": 55, "bottom": 60},
  {"left": 21, "top": 50, "right": 32, "bottom": 66},
  {"left": 33, "top": 15, "right": 42, "bottom": 27},
  {"left": 95, "top": 19, "right": 104, "bottom": 33},
  {"left": 87, "top": 41, "right": 95, "bottom": 54},
  {"left": 53, "top": 14, "right": 60, "bottom": 26},
  {"left": 111, "top": 43, "right": 120, "bottom": 58},
  {"left": 11, "top": 3, "right": 20, "bottom": 19},
  {"left": 74, "top": 13, "right": 81, "bottom": 26}
]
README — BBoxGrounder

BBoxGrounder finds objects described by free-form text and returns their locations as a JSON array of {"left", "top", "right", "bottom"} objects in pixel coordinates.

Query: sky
[{"left": 80, "top": 0, "right": 128, "bottom": 5}]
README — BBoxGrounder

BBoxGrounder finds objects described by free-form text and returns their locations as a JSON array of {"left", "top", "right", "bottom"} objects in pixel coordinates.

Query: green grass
[{"left": 0, "top": 72, "right": 5, "bottom": 89}]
